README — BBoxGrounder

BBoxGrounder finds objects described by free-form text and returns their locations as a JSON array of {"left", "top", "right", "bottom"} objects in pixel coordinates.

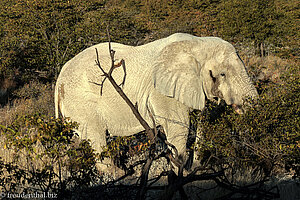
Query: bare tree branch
[
  {"left": 94, "top": 29, "right": 160, "bottom": 200},
  {"left": 94, "top": 48, "right": 154, "bottom": 142}
]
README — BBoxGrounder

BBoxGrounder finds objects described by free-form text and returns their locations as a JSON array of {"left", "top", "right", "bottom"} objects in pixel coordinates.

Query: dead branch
[
  {"left": 136, "top": 156, "right": 154, "bottom": 200},
  {"left": 94, "top": 48, "right": 154, "bottom": 143},
  {"left": 135, "top": 106, "right": 158, "bottom": 199},
  {"left": 214, "top": 177, "right": 280, "bottom": 200},
  {"left": 94, "top": 30, "right": 160, "bottom": 200},
  {"left": 147, "top": 171, "right": 169, "bottom": 187}
]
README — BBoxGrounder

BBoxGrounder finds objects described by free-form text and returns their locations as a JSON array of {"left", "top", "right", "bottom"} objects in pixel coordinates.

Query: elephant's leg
[
  {"left": 67, "top": 107, "right": 107, "bottom": 154},
  {"left": 63, "top": 109, "right": 115, "bottom": 174},
  {"left": 82, "top": 121, "right": 107, "bottom": 155},
  {"left": 60, "top": 94, "right": 108, "bottom": 154},
  {"left": 79, "top": 119, "right": 121, "bottom": 175},
  {"left": 148, "top": 90, "right": 191, "bottom": 170},
  {"left": 162, "top": 121, "right": 197, "bottom": 173},
  {"left": 164, "top": 122, "right": 189, "bottom": 165},
  {"left": 151, "top": 107, "right": 191, "bottom": 168}
]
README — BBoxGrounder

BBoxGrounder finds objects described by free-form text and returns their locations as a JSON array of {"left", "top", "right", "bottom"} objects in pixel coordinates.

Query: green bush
[
  {"left": 0, "top": 0, "right": 149, "bottom": 84},
  {"left": 217, "top": 0, "right": 299, "bottom": 57},
  {"left": 0, "top": 114, "right": 100, "bottom": 198}
]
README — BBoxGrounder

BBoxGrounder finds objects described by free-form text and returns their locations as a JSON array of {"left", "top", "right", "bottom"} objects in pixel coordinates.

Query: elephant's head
[{"left": 153, "top": 38, "right": 258, "bottom": 113}]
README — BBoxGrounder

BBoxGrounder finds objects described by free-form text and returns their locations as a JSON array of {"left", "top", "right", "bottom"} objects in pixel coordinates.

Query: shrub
[{"left": 0, "top": 114, "right": 100, "bottom": 198}]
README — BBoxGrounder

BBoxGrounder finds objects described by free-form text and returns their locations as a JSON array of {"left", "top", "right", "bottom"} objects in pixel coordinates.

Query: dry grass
[
  {"left": 0, "top": 81, "right": 54, "bottom": 126},
  {"left": 241, "top": 54, "right": 293, "bottom": 83}
]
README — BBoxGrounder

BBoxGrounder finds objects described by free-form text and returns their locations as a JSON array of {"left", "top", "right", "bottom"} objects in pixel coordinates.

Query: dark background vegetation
[{"left": 0, "top": 0, "right": 298, "bottom": 199}]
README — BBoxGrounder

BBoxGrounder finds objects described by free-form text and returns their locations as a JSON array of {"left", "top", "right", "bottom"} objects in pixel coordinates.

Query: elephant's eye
[{"left": 220, "top": 73, "right": 226, "bottom": 77}]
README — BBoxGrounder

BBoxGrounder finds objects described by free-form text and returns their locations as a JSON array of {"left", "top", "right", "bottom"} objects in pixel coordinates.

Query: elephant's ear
[{"left": 152, "top": 40, "right": 206, "bottom": 110}]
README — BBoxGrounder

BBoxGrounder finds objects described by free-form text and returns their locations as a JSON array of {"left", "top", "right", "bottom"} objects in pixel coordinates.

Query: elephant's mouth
[
  {"left": 232, "top": 104, "right": 244, "bottom": 114},
  {"left": 211, "top": 97, "right": 243, "bottom": 114}
]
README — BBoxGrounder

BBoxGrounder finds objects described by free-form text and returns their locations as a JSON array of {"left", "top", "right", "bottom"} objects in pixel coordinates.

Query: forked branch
[{"left": 94, "top": 47, "right": 154, "bottom": 142}]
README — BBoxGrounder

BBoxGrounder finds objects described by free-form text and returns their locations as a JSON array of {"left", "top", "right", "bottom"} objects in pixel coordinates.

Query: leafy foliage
[
  {"left": 0, "top": 114, "right": 100, "bottom": 198},
  {"left": 218, "top": 1, "right": 277, "bottom": 43},
  {"left": 100, "top": 131, "right": 153, "bottom": 171},
  {"left": 217, "top": 0, "right": 299, "bottom": 57}
]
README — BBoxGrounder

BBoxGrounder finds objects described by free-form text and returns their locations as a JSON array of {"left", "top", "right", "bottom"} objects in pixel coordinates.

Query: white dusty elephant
[{"left": 55, "top": 33, "right": 258, "bottom": 167}]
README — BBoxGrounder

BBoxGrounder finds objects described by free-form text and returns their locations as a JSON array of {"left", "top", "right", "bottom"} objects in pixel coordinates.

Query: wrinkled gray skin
[{"left": 55, "top": 33, "right": 258, "bottom": 168}]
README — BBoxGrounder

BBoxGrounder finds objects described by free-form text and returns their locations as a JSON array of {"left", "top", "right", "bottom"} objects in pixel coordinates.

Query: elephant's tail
[{"left": 54, "top": 83, "right": 60, "bottom": 118}]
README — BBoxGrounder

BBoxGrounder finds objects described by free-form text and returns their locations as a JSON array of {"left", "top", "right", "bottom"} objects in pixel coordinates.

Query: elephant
[{"left": 55, "top": 33, "right": 258, "bottom": 169}]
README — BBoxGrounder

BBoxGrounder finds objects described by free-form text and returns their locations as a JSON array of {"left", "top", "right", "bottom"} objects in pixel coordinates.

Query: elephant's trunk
[
  {"left": 228, "top": 72, "right": 258, "bottom": 114},
  {"left": 234, "top": 84, "right": 258, "bottom": 114}
]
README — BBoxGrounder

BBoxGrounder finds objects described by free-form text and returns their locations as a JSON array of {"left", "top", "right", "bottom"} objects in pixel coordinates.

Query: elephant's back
[
  {"left": 57, "top": 42, "right": 136, "bottom": 84},
  {"left": 56, "top": 41, "right": 149, "bottom": 108}
]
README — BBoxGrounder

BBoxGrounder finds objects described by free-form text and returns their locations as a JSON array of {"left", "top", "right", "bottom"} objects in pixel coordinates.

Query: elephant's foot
[{"left": 167, "top": 148, "right": 196, "bottom": 176}]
